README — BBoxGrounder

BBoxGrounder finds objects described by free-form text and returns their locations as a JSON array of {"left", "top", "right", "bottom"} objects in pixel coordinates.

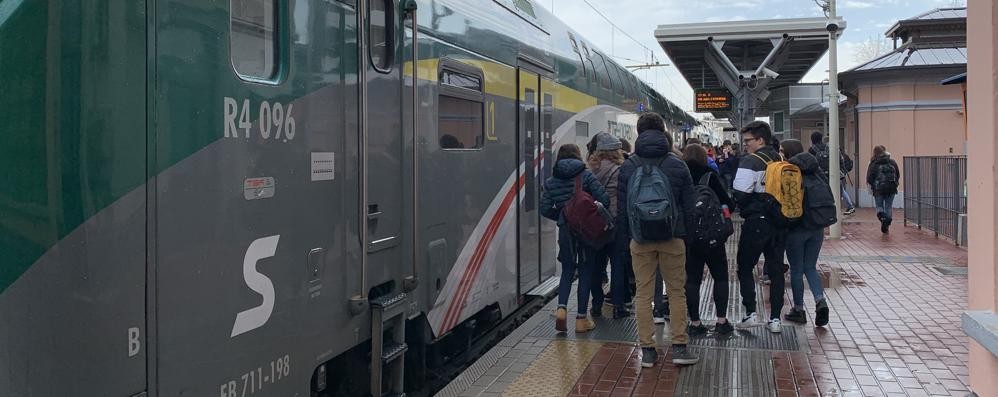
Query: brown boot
[
  {"left": 555, "top": 307, "right": 568, "bottom": 333},
  {"left": 576, "top": 316, "right": 596, "bottom": 333}
]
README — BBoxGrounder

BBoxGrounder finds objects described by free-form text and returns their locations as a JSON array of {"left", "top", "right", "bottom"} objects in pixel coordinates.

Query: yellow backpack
[{"left": 753, "top": 152, "right": 804, "bottom": 221}]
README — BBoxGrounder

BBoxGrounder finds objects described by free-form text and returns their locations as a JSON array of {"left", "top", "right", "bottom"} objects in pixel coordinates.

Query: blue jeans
[
  {"left": 785, "top": 228, "right": 826, "bottom": 309},
  {"left": 557, "top": 226, "right": 594, "bottom": 315},
  {"left": 875, "top": 194, "right": 895, "bottom": 221},
  {"left": 840, "top": 180, "right": 854, "bottom": 209},
  {"left": 610, "top": 231, "right": 632, "bottom": 307}
]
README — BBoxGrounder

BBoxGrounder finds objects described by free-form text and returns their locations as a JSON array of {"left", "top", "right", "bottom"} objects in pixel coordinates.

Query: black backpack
[
  {"left": 873, "top": 162, "right": 899, "bottom": 193},
  {"left": 815, "top": 148, "right": 832, "bottom": 178},
  {"left": 802, "top": 172, "right": 838, "bottom": 229},
  {"left": 841, "top": 152, "right": 854, "bottom": 174},
  {"left": 689, "top": 173, "right": 733, "bottom": 248}
]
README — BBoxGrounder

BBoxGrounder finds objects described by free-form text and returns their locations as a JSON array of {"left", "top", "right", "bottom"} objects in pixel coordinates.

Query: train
[{"left": 0, "top": 0, "right": 696, "bottom": 395}]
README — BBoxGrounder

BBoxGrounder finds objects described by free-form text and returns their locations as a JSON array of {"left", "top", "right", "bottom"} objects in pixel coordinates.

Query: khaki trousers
[{"left": 631, "top": 238, "right": 689, "bottom": 347}]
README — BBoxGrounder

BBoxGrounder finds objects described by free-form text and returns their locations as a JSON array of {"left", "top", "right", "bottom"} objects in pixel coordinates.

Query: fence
[{"left": 902, "top": 156, "right": 968, "bottom": 246}]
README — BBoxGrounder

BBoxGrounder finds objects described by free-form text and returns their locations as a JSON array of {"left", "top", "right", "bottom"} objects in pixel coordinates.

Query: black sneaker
[
  {"left": 881, "top": 218, "right": 889, "bottom": 234},
  {"left": 613, "top": 306, "right": 632, "bottom": 319},
  {"left": 671, "top": 345, "right": 699, "bottom": 365},
  {"left": 688, "top": 323, "right": 708, "bottom": 337},
  {"left": 714, "top": 321, "right": 735, "bottom": 335},
  {"left": 784, "top": 308, "right": 807, "bottom": 324},
  {"left": 844, "top": 207, "right": 856, "bottom": 216},
  {"left": 815, "top": 299, "right": 830, "bottom": 327},
  {"left": 641, "top": 347, "right": 658, "bottom": 368},
  {"left": 590, "top": 305, "right": 603, "bottom": 318}
]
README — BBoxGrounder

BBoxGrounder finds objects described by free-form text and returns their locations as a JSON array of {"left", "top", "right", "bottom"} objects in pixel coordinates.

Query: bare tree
[{"left": 854, "top": 36, "right": 892, "bottom": 64}]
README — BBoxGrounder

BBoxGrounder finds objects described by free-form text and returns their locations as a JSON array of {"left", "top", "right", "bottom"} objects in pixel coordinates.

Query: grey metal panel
[
  {"left": 675, "top": 349, "right": 778, "bottom": 397},
  {"left": 0, "top": 189, "right": 147, "bottom": 397}
]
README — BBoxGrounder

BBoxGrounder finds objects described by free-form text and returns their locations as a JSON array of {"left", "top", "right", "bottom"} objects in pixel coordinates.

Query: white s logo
[{"left": 231, "top": 235, "right": 280, "bottom": 338}]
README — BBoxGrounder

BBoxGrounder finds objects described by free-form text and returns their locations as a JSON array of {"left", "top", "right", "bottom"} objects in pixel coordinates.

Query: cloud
[{"left": 841, "top": 0, "right": 875, "bottom": 9}]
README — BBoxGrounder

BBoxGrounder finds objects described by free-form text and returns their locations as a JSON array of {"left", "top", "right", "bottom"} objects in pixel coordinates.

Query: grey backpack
[{"left": 627, "top": 155, "right": 678, "bottom": 243}]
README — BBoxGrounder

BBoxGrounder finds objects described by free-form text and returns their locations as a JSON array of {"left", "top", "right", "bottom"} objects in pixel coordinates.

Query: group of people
[{"left": 540, "top": 113, "right": 903, "bottom": 368}]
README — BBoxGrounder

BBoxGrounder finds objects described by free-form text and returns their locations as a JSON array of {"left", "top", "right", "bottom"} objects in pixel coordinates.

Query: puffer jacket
[
  {"left": 617, "top": 130, "right": 696, "bottom": 238},
  {"left": 731, "top": 145, "right": 781, "bottom": 220},
  {"left": 866, "top": 153, "right": 901, "bottom": 195},
  {"left": 590, "top": 158, "right": 621, "bottom": 218},
  {"left": 540, "top": 158, "right": 610, "bottom": 224}
]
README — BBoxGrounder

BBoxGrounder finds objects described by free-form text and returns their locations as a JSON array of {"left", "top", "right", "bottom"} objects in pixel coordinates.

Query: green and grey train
[{"left": 0, "top": 0, "right": 696, "bottom": 395}]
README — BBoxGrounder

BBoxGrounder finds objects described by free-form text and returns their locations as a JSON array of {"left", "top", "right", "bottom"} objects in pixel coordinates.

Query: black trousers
[
  {"left": 736, "top": 217, "right": 786, "bottom": 320},
  {"left": 684, "top": 242, "right": 729, "bottom": 321}
]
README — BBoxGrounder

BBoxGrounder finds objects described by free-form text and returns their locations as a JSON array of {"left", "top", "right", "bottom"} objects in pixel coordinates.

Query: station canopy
[{"left": 656, "top": 17, "right": 845, "bottom": 127}]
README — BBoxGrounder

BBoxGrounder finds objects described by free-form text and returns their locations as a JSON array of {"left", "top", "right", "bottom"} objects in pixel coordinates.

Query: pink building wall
[
  {"left": 849, "top": 81, "right": 965, "bottom": 207},
  {"left": 966, "top": 0, "right": 998, "bottom": 393}
]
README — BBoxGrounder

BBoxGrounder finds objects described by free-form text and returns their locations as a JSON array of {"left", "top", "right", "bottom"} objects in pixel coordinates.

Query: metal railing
[{"left": 903, "top": 156, "right": 968, "bottom": 245}]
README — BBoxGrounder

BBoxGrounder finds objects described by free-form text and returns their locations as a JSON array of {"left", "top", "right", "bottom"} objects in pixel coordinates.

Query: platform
[{"left": 437, "top": 210, "right": 971, "bottom": 397}]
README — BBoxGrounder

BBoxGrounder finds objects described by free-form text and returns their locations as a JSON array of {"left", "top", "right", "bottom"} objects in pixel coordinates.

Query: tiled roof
[{"left": 845, "top": 46, "right": 966, "bottom": 74}]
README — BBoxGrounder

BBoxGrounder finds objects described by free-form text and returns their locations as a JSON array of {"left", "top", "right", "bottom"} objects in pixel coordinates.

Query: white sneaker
[
  {"left": 768, "top": 318, "right": 783, "bottom": 333},
  {"left": 736, "top": 312, "right": 759, "bottom": 329}
]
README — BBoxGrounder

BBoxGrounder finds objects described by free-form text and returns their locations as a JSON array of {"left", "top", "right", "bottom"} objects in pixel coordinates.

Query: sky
[{"left": 544, "top": 0, "right": 966, "bottom": 117}]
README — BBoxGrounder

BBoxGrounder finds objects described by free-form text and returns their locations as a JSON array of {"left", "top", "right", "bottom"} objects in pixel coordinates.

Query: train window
[
  {"left": 230, "top": 0, "right": 278, "bottom": 81},
  {"left": 369, "top": 0, "right": 395, "bottom": 72},
  {"left": 439, "top": 66, "right": 485, "bottom": 150},
  {"left": 568, "top": 33, "right": 586, "bottom": 77},
  {"left": 593, "top": 52, "right": 612, "bottom": 91}
]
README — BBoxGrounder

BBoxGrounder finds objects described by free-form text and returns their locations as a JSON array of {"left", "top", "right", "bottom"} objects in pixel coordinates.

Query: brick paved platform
[{"left": 437, "top": 210, "right": 971, "bottom": 397}]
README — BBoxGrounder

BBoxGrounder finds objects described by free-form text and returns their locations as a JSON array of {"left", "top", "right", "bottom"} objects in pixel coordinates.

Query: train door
[
  {"left": 362, "top": 0, "right": 407, "bottom": 295},
  {"left": 517, "top": 66, "right": 548, "bottom": 295},
  {"left": 539, "top": 80, "right": 557, "bottom": 282}
]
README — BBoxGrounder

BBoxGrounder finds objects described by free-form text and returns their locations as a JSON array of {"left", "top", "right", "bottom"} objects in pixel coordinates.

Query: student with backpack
[
  {"left": 780, "top": 140, "right": 835, "bottom": 327},
  {"left": 540, "top": 144, "right": 610, "bottom": 333},
  {"left": 587, "top": 132, "right": 630, "bottom": 319},
  {"left": 682, "top": 144, "right": 735, "bottom": 336},
  {"left": 732, "top": 121, "right": 795, "bottom": 333},
  {"left": 867, "top": 145, "right": 901, "bottom": 234},
  {"left": 810, "top": 132, "right": 856, "bottom": 215},
  {"left": 617, "top": 113, "right": 699, "bottom": 367}
]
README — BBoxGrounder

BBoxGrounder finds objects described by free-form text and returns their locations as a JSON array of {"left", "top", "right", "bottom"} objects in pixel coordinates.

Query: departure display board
[{"left": 694, "top": 89, "right": 732, "bottom": 112}]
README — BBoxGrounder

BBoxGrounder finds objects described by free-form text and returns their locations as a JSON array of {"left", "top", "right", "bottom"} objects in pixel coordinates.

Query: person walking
[
  {"left": 867, "top": 145, "right": 901, "bottom": 234},
  {"left": 780, "top": 140, "right": 834, "bottom": 327},
  {"left": 682, "top": 144, "right": 735, "bottom": 336},
  {"left": 732, "top": 121, "right": 787, "bottom": 333},
  {"left": 810, "top": 132, "right": 856, "bottom": 215},
  {"left": 541, "top": 144, "right": 610, "bottom": 333},
  {"left": 618, "top": 113, "right": 699, "bottom": 367},
  {"left": 587, "top": 132, "right": 630, "bottom": 318}
]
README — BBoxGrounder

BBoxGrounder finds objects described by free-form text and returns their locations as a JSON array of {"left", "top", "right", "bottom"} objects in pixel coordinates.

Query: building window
[
  {"left": 369, "top": 0, "right": 394, "bottom": 72},
  {"left": 439, "top": 67, "right": 485, "bottom": 150},
  {"left": 772, "top": 111, "right": 785, "bottom": 133},
  {"left": 231, "top": 0, "right": 278, "bottom": 80}
]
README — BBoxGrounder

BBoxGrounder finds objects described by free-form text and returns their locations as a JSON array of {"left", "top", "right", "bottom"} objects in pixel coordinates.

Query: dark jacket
[
  {"left": 731, "top": 145, "right": 781, "bottom": 220},
  {"left": 617, "top": 130, "right": 696, "bottom": 238},
  {"left": 809, "top": 143, "right": 852, "bottom": 179},
  {"left": 687, "top": 161, "right": 734, "bottom": 209},
  {"left": 718, "top": 152, "right": 740, "bottom": 177},
  {"left": 788, "top": 151, "right": 825, "bottom": 231},
  {"left": 540, "top": 158, "right": 609, "bottom": 223},
  {"left": 866, "top": 153, "right": 901, "bottom": 196}
]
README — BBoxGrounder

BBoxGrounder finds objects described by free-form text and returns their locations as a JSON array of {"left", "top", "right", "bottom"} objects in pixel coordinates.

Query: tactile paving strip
[
  {"left": 675, "top": 348, "right": 777, "bottom": 397},
  {"left": 500, "top": 340, "right": 602, "bottom": 397}
]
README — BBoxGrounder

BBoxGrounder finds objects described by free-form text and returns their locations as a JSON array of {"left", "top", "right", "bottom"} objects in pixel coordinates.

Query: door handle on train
[{"left": 367, "top": 204, "right": 382, "bottom": 220}]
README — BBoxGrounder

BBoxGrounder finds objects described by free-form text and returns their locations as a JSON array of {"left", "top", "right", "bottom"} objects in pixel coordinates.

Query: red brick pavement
[{"left": 563, "top": 209, "right": 971, "bottom": 397}]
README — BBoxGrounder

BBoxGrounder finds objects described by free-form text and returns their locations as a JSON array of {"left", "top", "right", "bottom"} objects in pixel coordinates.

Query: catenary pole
[{"left": 828, "top": 0, "right": 843, "bottom": 238}]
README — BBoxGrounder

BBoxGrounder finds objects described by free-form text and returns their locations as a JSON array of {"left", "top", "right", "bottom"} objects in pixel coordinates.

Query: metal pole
[
  {"left": 828, "top": 0, "right": 843, "bottom": 239},
  {"left": 406, "top": 1, "right": 420, "bottom": 293}
]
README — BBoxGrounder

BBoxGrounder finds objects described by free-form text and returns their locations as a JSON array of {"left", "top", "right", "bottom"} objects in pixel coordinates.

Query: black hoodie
[
  {"left": 616, "top": 130, "right": 696, "bottom": 238},
  {"left": 866, "top": 153, "right": 901, "bottom": 195}
]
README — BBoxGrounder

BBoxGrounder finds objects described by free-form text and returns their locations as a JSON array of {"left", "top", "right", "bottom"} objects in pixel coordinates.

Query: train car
[{"left": 0, "top": 0, "right": 696, "bottom": 396}]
